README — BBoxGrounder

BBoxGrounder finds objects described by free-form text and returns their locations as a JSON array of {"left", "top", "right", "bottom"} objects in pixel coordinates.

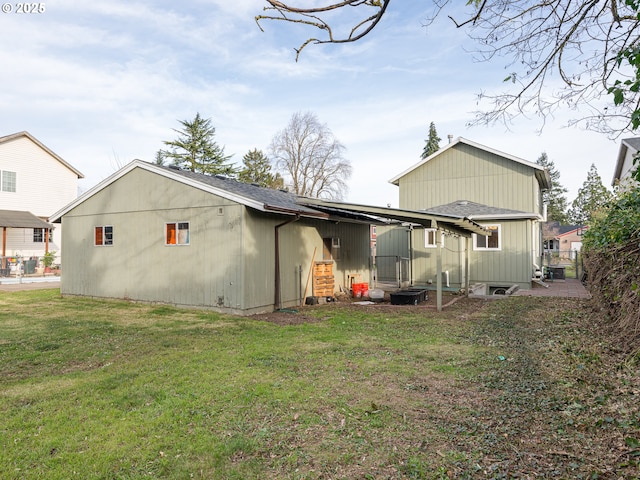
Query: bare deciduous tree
[
  {"left": 269, "top": 112, "right": 352, "bottom": 199},
  {"left": 256, "top": 0, "right": 640, "bottom": 137}
]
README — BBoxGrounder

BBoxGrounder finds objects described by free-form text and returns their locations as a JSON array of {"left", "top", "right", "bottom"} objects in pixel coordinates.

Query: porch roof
[{"left": 0, "top": 210, "right": 52, "bottom": 229}]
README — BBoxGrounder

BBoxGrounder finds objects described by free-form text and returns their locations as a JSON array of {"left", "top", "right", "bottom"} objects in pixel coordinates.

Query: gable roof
[
  {"left": 0, "top": 131, "right": 84, "bottom": 179},
  {"left": 50, "top": 160, "right": 329, "bottom": 223},
  {"left": 556, "top": 225, "right": 588, "bottom": 238},
  {"left": 423, "top": 200, "right": 542, "bottom": 220},
  {"left": 50, "top": 160, "right": 488, "bottom": 237},
  {"left": 388, "top": 137, "right": 551, "bottom": 190},
  {"left": 612, "top": 137, "right": 640, "bottom": 185}
]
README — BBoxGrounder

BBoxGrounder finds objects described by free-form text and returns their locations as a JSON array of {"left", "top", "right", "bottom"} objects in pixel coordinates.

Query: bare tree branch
[
  {"left": 256, "top": 0, "right": 640, "bottom": 137},
  {"left": 269, "top": 112, "right": 352, "bottom": 199}
]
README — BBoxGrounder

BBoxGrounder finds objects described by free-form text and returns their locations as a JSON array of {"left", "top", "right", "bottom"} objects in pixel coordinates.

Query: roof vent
[
  {"left": 457, "top": 201, "right": 468, "bottom": 206},
  {"left": 215, "top": 174, "right": 228, "bottom": 180},
  {"left": 168, "top": 165, "right": 181, "bottom": 170}
]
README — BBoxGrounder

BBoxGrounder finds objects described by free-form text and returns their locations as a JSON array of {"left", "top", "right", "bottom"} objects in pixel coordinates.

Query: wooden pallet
[{"left": 313, "top": 261, "right": 334, "bottom": 296}]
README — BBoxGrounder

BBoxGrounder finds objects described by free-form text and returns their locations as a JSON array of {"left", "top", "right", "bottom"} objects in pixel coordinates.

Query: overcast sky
[{"left": 0, "top": 0, "right": 624, "bottom": 207}]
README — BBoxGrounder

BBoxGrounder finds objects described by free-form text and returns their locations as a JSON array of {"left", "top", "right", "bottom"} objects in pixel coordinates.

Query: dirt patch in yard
[{"left": 252, "top": 291, "right": 474, "bottom": 325}]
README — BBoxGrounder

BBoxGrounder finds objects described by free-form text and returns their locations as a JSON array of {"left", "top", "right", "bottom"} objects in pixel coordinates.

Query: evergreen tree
[
  {"left": 536, "top": 152, "right": 569, "bottom": 224},
  {"left": 568, "top": 164, "right": 613, "bottom": 225},
  {"left": 153, "top": 150, "right": 165, "bottom": 166},
  {"left": 158, "top": 113, "right": 235, "bottom": 175},
  {"left": 238, "top": 149, "right": 284, "bottom": 189},
  {"left": 421, "top": 122, "right": 441, "bottom": 159}
]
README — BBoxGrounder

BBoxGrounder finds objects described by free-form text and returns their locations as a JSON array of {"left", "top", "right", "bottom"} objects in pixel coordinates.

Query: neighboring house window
[
  {"left": 1, "top": 170, "right": 16, "bottom": 192},
  {"left": 474, "top": 225, "right": 501, "bottom": 251},
  {"left": 425, "top": 228, "right": 442, "bottom": 248},
  {"left": 166, "top": 222, "right": 190, "bottom": 245},
  {"left": 33, "top": 228, "right": 52, "bottom": 243},
  {"left": 95, "top": 226, "right": 113, "bottom": 246}
]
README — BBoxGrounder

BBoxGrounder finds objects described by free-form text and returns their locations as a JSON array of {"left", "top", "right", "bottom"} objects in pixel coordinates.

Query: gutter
[{"left": 263, "top": 204, "right": 328, "bottom": 218}]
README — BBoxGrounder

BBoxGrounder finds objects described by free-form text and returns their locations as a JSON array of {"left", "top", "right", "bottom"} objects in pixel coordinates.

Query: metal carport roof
[{"left": 297, "top": 199, "right": 489, "bottom": 237}]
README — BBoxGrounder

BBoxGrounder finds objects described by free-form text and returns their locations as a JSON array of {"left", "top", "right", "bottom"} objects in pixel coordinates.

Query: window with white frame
[
  {"left": 166, "top": 222, "right": 190, "bottom": 245},
  {"left": 474, "top": 224, "right": 501, "bottom": 250},
  {"left": 33, "top": 228, "right": 53, "bottom": 243},
  {"left": 95, "top": 226, "right": 114, "bottom": 246},
  {"left": 424, "top": 228, "right": 438, "bottom": 248},
  {"left": 1, "top": 170, "right": 16, "bottom": 192}
]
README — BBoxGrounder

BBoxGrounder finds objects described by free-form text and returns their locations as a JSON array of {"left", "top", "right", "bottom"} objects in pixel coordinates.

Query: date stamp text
[{"left": 2, "top": 3, "right": 46, "bottom": 14}]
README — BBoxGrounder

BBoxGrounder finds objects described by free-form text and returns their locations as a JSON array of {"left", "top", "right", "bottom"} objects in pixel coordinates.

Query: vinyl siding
[{"left": 0, "top": 136, "right": 78, "bottom": 216}]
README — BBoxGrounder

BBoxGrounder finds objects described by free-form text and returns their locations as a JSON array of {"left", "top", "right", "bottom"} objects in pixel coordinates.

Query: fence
[
  {"left": 542, "top": 249, "right": 585, "bottom": 280},
  {"left": 373, "top": 255, "right": 410, "bottom": 288},
  {"left": 0, "top": 255, "right": 59, "bottom": 278}
]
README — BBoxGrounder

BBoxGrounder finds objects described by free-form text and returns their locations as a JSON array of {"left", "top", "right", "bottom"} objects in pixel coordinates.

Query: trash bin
[{"left": 25, "top": 259, "right": 37, "bottom": 274}]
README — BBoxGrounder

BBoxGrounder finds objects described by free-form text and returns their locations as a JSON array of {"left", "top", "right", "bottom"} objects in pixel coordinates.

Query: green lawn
[{"left": 0, "top": 290, "right": 638, "bottom": 479}]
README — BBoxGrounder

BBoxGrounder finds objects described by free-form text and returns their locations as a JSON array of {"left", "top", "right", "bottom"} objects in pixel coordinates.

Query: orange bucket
[{"left": 352, "top": 283, "right": 369, "bottom": 298}]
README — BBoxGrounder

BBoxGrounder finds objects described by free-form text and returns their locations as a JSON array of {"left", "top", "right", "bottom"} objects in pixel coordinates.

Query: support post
[
  {"left": 465, "top": 236, "right": 471, "bottom": 297},
  {"left": 436, "top": 228, "right": 443, "bottom": 312}
]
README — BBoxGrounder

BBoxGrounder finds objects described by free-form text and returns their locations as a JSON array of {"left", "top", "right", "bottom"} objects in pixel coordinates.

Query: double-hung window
[
  {"left": 1, "top": 170, "right": 16, "bottom": 192},
  {"left": 95, "top": 226, "right": 113, "bottom": 246},
  {"left": 166, "top": 222, "right": 190, "bottom": 245},
  {"left": 474, "top": 224, "right": 501, "bottom": 251}
]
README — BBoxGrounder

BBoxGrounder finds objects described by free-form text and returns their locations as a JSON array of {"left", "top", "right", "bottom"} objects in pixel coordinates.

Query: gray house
[
  {"left": 50, "top": 160, "right": 375, "bottom": 315},
  {"left": 381, "top": 137, "right": 552, "bottom": 292}
]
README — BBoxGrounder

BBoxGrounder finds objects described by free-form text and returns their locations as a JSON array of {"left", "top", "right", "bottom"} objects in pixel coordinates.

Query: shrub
[{"left": 582, "top": 188, "right": 640, "bottom": 352}]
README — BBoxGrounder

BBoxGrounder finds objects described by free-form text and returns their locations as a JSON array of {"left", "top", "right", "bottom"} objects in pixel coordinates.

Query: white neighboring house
[
  {"left": 612, "top": 137, "right": 640, "bottom": 191},
  {"left": 0, "top": 131, "right": 83, "bottom": 265}
]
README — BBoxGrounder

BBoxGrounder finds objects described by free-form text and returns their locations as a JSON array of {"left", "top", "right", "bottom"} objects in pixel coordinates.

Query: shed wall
[
  {"left": 60, "top": 167, "right": 373, "bottom": 314},
  {"left": 60, "top": 168, "right": 245, "bottom": 311}
]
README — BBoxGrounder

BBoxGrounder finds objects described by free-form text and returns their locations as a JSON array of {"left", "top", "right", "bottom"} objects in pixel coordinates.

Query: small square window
[
  {"left": 166, "top": 222, "right": 190, "bottom": 245},
  {"left": 95, "top": 226, "right": 113, "bottom": 246}
]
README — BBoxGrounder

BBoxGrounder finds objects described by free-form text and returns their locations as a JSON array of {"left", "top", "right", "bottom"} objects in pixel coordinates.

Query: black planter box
[
  {"left": 547, "top": 266, "right": 566, "bottom": 280},
  {"left": 390, "top": 289, "right": 427, "bottom": 305}
]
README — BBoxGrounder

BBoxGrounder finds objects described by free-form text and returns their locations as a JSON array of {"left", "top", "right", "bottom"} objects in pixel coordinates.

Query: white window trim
[
  {"left": 424, "top": 228, "right": 439, "bottom": 248},
  {"left": 473, "top": 224, "right": 501, "bottom": 251},
  {"left": 95, "top": 225, "right": 114, "bottom": 246},
  {"left": 165, "top": 221, "right": 190, "bottom": 246},
  {"left": 1, "top": 170, "right": 16, "bottom": 193}
]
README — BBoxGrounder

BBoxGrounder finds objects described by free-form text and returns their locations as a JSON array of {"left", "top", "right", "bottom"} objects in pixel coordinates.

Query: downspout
[{"left": 274, "top": 215, "right": 300, "bottom": 310}]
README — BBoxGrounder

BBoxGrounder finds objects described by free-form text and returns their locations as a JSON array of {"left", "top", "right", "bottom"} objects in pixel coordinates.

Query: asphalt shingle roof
[
  {"left": 157, "top": 165, "right": 323, "bottom": 216},
  {"left": 423, "top": 200, "right": 529, "bottom": 218}
]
